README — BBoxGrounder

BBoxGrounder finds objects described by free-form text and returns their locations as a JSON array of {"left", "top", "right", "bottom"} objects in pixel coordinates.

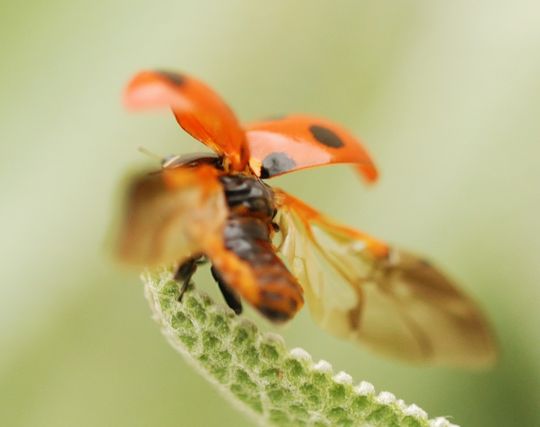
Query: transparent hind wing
[
  {"left": 275, "top": 189, "right": 497, "bottom": 367},
  {"left": 117, "top": 164, "right": 227, "bottom": 267}
]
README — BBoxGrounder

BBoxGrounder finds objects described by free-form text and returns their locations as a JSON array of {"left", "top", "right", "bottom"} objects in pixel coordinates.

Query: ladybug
[{"left": 117, "top": 70, "right": 496, "bottom": 367}]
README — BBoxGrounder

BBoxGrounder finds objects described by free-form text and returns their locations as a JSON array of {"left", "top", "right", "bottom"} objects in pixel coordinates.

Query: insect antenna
[{"left": 138, "top": 146, "right": 164, "bottom": 161}]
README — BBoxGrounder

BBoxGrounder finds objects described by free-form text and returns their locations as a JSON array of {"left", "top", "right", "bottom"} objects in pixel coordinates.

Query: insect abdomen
[
  {"left": 216, "top": 174, "right": 303, "bottom": 322},
  {"left": 222, "top": 217, "right": 304, "bottom": 321}
]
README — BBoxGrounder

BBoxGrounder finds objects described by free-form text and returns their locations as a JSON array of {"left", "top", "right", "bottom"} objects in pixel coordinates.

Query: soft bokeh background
[{"left": 1, "top": 1, "right": 539, "bottom": 426}]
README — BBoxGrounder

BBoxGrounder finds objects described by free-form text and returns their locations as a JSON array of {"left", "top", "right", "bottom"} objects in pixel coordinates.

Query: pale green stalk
[{"left": 144, "top": 268, "right": 459, "bottom": 427}]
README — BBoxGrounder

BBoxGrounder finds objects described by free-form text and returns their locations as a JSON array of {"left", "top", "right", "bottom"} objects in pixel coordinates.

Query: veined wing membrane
[{"left": 275, "top": 189, "right": 496, "bottom": 367}]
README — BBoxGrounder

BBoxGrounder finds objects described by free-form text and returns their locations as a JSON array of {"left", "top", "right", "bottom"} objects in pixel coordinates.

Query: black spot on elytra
[
  {"left": 260, "top": 152, "right": 296, "bottom": 178},
  {"left": 156, "top": 70, "right": 186, "bottom": 86},
  {"left": 309, "top": 125, "right": 344, "bottom": 148}
]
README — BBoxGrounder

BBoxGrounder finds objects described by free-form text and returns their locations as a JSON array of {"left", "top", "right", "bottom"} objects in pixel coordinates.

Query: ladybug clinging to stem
[{"left": 117, "top": 70, "right": 496, "bottom": 367}]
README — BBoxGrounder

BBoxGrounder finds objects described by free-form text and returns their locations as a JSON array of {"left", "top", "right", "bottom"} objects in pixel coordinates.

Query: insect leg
[
  {"left": 210, "top": 266, "right": 243, "bottom": 315},
  {"left": 174, "top": 255, "right": 204, "bottom": 301}
]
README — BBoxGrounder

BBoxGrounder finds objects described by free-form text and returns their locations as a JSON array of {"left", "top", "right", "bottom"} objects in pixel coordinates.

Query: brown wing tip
[{"left": 459, "top": 328, "right": 499, "bottom": 370}]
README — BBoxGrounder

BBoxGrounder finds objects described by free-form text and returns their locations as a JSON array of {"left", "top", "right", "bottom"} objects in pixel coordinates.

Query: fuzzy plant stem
[{"left": 143, "top": 268, "right": 458, "bottom": 427}]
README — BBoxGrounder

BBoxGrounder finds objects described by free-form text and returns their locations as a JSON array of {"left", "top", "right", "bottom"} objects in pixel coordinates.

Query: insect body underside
[{"left": 215, "top": 174, "right": 304, "bottom": 321}]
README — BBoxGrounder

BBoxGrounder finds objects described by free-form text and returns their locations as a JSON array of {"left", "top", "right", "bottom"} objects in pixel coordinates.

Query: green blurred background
[{"left": 1, "top": 1, "right": 539, "bottom": 426}]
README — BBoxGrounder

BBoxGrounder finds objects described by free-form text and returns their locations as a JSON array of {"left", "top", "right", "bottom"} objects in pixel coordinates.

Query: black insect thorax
[
  {"left": 219, "top": 174, "right": 277, "bottom": 275},
  {"left": 219, "top": 174, "right": 276, "bottom": 220}
]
